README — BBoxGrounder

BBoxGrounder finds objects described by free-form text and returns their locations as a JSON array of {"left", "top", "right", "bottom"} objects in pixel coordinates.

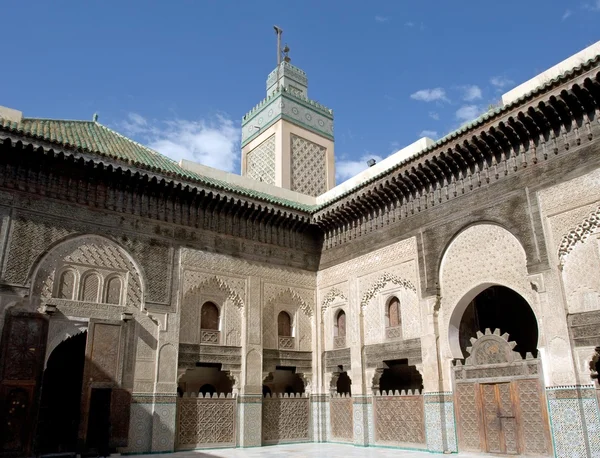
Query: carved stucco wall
[
  {"left": 438, "top": 223, "right": 579, "bottom": 387},
  {"left": 25, "top": 235, "right": 167, "bottom": 394},
  {"left": 179, "top": 271, "right": 245, "bottom": 347},
  {"left": 538, "top": 167, "right": 600, "bottom": 385},
  {"left": 180, "top": 248, "right": 316, "bottom": 394},
  {"left": 246, "top": 134, "right": 276, "bottom": 185},
  {"left": 318, "top": 237, "right": 423, "bottom": 393},
  {"left": 290, "top": 134, "right": 327, "bottom": 197},
  {"left": 263, "top": 285, "right": 314, "bottom": 351},
  {"left": 321, "top": 285, "right": 348, "bottom": 351}
]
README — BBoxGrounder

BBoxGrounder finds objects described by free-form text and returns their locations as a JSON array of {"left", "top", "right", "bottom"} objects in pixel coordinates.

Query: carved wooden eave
[
  {"left": 312, "top": 63, "right": 600, "bottom": 247},
  {"left": 0, "top": 134, "right": 312, "bottom": 234}
]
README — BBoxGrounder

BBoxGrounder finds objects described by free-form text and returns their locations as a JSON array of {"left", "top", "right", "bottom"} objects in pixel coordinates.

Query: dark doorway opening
[
  {"left": 86, "top": 388, "right": 112, "bottom": 456},
  {"left": 459, "top": 285, "right": 538, "bottom": 358},
  {"left": 336, "top": 371, "right": 352, "bottom": 395},
  {"left": 263, "top": 367, "right": 305, "bottom": 395},
  {"left": 36, "top": 332, "right": 87, "bottom": 455},
  {"left": 379, "top": 359, "right": 423, "bottom": 393}
]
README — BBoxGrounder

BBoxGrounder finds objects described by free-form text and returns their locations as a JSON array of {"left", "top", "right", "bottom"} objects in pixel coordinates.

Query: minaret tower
[{"left": 241, "top": 26, "right": 335, "bottom": 197}]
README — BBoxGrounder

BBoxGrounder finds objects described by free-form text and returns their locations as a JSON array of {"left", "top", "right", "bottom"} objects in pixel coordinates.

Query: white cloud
[
  {"left": 405, "top": 21, "right": 415, "bottom": 27},
  {"left": 410, "top": 87, "right": 449, "bottom": 103},
  {"left": 456, "top": 105, "right": 483, "bottom": 123},
  {"left": 461, "top": 85, "right": 482, "bottom": 101},
  {"left": 120, "top": 113, "right": 240, "bottom": 173},
  {"left": 419, "top": 130, "right": 438, "bottom": 139},
  {"left": 583, "top": 0, "right": 600, "bottom": 11},
  {"left": 429, "top": 111, "right": 440, "bottom": 120},
  {"left": 121, "top": 112, "right": 148, "bottom": 134},
  {"left": 375, "top": 15, "right": 390, "bottom": 22},
  {"left": 562, "top": 9, "right": 572, "bottom": 20},
  {"left": 336, "top": 154, "right": 383, "bottom": 182},
  {"left": 490, "top": 75, "right": 514, "bottom": 89}
]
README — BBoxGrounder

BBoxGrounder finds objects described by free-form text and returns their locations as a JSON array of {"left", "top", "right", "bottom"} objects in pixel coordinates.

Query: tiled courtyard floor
[{"left": 134, "top": 443, "right": 493, "bottom": 458}]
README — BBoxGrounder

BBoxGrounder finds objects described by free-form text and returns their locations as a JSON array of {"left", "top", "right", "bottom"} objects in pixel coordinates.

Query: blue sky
[{"left": 2, "top": 1, "right": 599, "bottom": 183}]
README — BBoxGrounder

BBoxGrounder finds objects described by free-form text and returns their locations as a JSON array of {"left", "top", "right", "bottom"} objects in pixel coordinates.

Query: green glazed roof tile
[{"left": 0, "top": 117, "right": 313, "bottom": 212}]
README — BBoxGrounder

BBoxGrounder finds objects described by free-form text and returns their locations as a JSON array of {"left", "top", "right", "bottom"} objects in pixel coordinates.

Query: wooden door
[
  {"left": 0, "top": 311, "right": 48, "bottom": 457},
  {"left": 78, "top": 319, "right": 129, "bottom": 450},
  {"left": 481, "top": 383, "right": 518, "bottom": 455}
]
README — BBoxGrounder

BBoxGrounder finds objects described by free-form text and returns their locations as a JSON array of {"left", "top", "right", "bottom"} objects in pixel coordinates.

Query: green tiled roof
[{"left": 0, "top": 117, "right": 313, "bottom": 212}]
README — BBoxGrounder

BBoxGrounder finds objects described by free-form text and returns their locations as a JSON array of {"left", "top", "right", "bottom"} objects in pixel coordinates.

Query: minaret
[{"left": 241, "top": 27, "right": 335, "bottom": 197}]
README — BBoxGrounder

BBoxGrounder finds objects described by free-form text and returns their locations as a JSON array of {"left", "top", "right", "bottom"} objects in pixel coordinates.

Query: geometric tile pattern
[
  {"left": 330, "top": 395, "right": 353, "bottom": 443},
  {"left": 373, "top": 395, "right": 426, "bottom": 446},
  {"left": 290, "top": 134, "right": 327, "bottom": 197},
  {"left": 238, "top": 400, "right": 262, "bottom": 447},
  {"left": 424, "top": 393, "right": 457, "bottom": 453},
  {"left": 125, "top": 402, "right": 153, "bottom": 453},
  {"left": 152, "top": 402, "right": 176, "bottom": 452},
  {"left": 547, "top": 386, "right": 600, "bottom": 458},
  {"left": 247, "top": 134, "right": 276, "bottom": 185},
  {"left": 176, "top": 397, "right": 236, "bottom": 450},
  {"left": 262, "top": 396, "right": 310, "bottom": 444}
]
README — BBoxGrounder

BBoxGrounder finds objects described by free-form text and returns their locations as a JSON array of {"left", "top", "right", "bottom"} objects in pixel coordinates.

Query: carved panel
[
  {"left": 330, "top": 395, "right": 353, "bottom": 442},
  {"left": 176, "top": 396, "right": 236, "bottom": 449},
  {"left": 1, "top": 313, "right": 48, "bottom": 381},
  {"left": 31, "top": 234, "right": 143, "bottom": 310},
  {"left": 455, "top": 383, "right": 482, "bottom": 451},
  {"left": 87, "top": 322, "right": 121, "bottom": 382},
  {"left": 247, "top": 134, "right": 276, "bottom": 185},
  {"left": 481, "top": 384, "right": 502, "bottom": 453},
  {"left": 262, "top": 396, "right": 310, "bottom": 443},
  {"left": 516, "top": 379, "right": 549, "bottom": 455},
  {"left": 290, "top": 134, "right": 327, "bottom": 197},
  {"left": 373, "top": 394, "right": 425, "bottom": 446}
]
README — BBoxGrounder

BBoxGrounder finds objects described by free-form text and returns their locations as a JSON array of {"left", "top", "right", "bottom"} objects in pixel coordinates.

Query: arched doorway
[
  {"left": 451, "top": 285, "right": 550, "bottom": 456},
  {"left": 458, "top": 285, "right": 538, "bottom": 358},
  {"left": 36, "top": 332, "right": 87, "bottom": 454}
]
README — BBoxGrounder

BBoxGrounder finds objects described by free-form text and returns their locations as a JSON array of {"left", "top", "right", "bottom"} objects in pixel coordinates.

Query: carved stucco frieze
[
  {"left": 317, "top": 237, "right": 417, "bottom": 288},
  {"left": 558, "top": 205, "right": 600, "bottom": 265},
  {"left": 320, "top": 287, "right": 347, "bottom": 313},
  {"left": 180, "top": 248, "right": 316, "bottom": 289},
  {"left": 360, "top": 272, "right": 416, "bottom": 309}
]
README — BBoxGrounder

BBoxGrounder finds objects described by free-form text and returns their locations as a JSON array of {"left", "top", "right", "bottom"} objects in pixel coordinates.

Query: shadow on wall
[{"left": 0, "top": 308, "right": 171, "bottom": 457}]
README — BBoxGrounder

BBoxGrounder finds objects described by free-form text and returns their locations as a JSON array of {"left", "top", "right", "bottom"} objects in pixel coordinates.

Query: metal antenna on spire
[{"left": 274, "top": 26, "right": 283, "bottom": 66}]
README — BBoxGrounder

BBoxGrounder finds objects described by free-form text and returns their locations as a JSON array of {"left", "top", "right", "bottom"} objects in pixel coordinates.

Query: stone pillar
[
  {"left": 310, "top": 393, "right": 328, "bottom": 442},
  {"left": 422, "top": 296, "right": 457, "bottom": 452},
  {"left": 352, "top": 395, "right": 373, "bottom": 446},
  {"left": 237, "top": 394, "right": 263, "bottom": 447},
  {"left": 238, "top": 275, "right": 264, "bottom": 447},
  {"left": 546, "top": 385, "right": 600, "bottom": 458}
]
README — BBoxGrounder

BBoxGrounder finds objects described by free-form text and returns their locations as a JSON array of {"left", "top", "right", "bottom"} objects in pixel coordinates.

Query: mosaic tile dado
[
  {"left": 546, "top": 385, "right": 600, "bottom": 458},
  {"left": 423, "top": 394, "right": 457, "bottom": 453}
]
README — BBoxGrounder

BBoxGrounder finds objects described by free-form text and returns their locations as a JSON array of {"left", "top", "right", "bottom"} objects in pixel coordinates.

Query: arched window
[
  {"left": 104, "top": 276, "right": 122, "bottom": 305},
  {"left": 200, "top": 302, "right": 219, "bottom": 330},
  {"left": 80, "top": 272, "right": 100, "bottom": 303},
  {"left": 56, "top": 269, "right": 75, "bottom": 300},
  {"left": 278, "top": 311, "right": 292, "bottom": 337},
  {"left": 387, "top": 297, "right": 401, "bottom": 328},
  {"left": 334, "top": 310, "right": 346, "bottom": 337}
]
